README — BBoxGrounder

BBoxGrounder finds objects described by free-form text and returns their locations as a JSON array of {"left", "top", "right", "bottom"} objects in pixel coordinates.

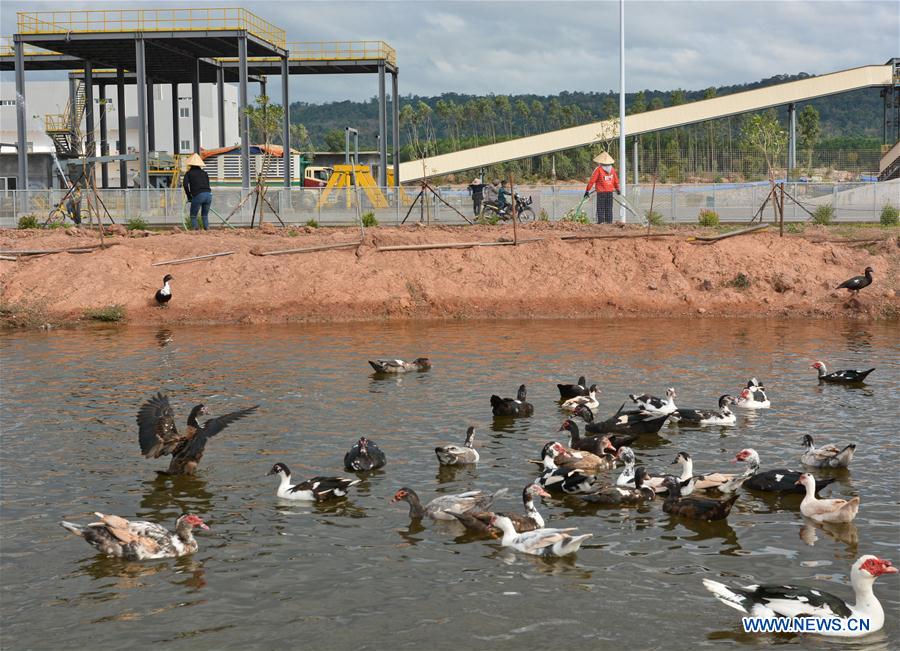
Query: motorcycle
[{"left": 480, "top": 192, "right": 536, "bottom": 222}]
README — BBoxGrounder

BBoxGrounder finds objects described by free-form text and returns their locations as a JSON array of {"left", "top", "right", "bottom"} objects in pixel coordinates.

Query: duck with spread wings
[{"left": 137, "top": 393, "right": 259, "bottom": 476}]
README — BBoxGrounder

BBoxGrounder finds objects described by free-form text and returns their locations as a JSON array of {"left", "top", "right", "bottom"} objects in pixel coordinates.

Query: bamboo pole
[
  {"left": 251, "top": 241, "right": 361, "bottom": 256},
  {"left": 0, "top": 244, "right": 118, "bottom": 256},
  {"left": 692, "top": 223, "right": 769, "bottom": 242},
  {"left": 561, "top": 232, "right": 681, "bottom": 241},
  {"left": 152, "top": 251, "right": 235, "bottom": 266},
  {"left": 376, "top": 237, "right": 543, "bottom": 252}
]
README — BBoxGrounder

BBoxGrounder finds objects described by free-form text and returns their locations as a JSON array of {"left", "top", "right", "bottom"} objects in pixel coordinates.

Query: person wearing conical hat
[
  {"left": 467, "top": 176, "right": 484, "bottom": 216},
  {"left": 183, "top": 152, "right": 212, "bottom": 230},
  {"left": 584, "top": 151, "right": 620, "bottom": 224}
]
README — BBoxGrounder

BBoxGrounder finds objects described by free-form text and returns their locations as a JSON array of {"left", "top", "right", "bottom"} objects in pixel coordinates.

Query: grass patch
[
  {"left": 361, "top": 212, "right": 378, "bottom": 227},
  {"left": 0, "top": 298, "right": 54, "bottom": 329},
  {"left": 83, "top": 304, "right": 126, "bottom": 322},
  {"left": 645, "top": 209, "right": 664, "bottom": 226},
  {"left": 726, "top": 272, "right": 751, "bottom": 290},
  {"left": 880, "top": 203, "right": 898, "bottom": 226},
  {"left": 697, "top": 209, "right": 720, "bottom": 227},
  {"left": 812, "top": 204, "right": 834, "bottom": 225},
  {"left": 476, "top": 213, "right": 500, "bottom": 225},
  {"left": 305, "top": 218, "right": 319, "bottom": 228},
  {"left": 125, "top": 217, "right": 149, "bottom": 231},
  {"left": 538, "top": 208, "right": 550, "bottom": 221},
  {"left": 785, "top": 222, "right": 806, "bottom": 234},
  {"left": 17, "top": 215, "right": 40, "bottom": 229}
]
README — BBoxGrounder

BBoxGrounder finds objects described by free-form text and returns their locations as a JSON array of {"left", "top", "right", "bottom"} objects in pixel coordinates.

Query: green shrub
[
  {"left": 880, "top": 203, "right": 899, "bottom": 226},
  {"left": 562, "top": 211, "right": 589, "bottom": 225},
  {"left": 17, "top": 215, "right": 39, "bottom": 229},
  {"left": 812, "top": 204, "right": 834, "bottom": 225},
  {"left": 727, "top": 272, "right": 751, "bottom": 290},
  {"left": 538, "top": 209, "right": 550, "bottom": 221},
  {"left": 305, "top": 218, "right": 319, "bottom": 228},
  {"left": 785, "top": 222, "right": 805, "bottom": 234},
  {"left": 476, "top": 213, "right": 500, "bottom": 225},
  {"left": 698, "top": 209, "right": 719, "bottom": 227},
  {"left": 83, "top": 304, "right": 125, "bottom": 322},
  {"left": 47, "top": 220, "right": 65, "bottom": 229},
  {"left": 361, "top": 212, "right": 378, "bottom": 227},
  {"left": 645, "top": 209, "right": 664, "bottom": 226},
  {"left": 125, "top": 217, "right": 149, "bottom": 231}
]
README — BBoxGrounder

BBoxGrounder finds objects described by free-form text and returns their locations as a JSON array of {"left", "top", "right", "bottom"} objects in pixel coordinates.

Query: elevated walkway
[{"left": 399, "top": 63, "right": 894, "bottom": 182}]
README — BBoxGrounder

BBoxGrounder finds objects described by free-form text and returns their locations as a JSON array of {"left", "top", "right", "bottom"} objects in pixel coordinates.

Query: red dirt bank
[{"left": 1, "top": 223, "right": 897, "bottom": 328}]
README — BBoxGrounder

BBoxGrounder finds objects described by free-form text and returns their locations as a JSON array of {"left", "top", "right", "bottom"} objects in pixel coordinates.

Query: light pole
[{"left": 618, "top": 0, "right": 627, "bottom": 223}]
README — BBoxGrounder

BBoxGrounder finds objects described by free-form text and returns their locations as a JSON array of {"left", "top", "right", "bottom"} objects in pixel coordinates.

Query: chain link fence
[{"left": 1, "top": 180, "right": 896, "bottom": 228}]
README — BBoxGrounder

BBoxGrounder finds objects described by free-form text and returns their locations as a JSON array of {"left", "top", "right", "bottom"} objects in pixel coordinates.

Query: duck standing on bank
[
  {"left": 490, "top": 384, "right": 534, "bottom": 417},
  {"left": 557, "top": 375, "right": 589, "bottom": 400},
  {"left": 490, "top": 514, "right": 592, "bottom": 557},
  {"left": 344, "top": 437, "right": 387, "bottom": 471},
  {"left": 811, "top": 361, "right": 875, "bottom": 384},
  {"left": 435, "top": 426, "right": 479, "bottom": 465},
  {"left": 368, "top": 358, "right": 432, "bottom": 373},
  {"left": 60, "top": 513, "right": 208, "bottom": 560},
  {"left": 702, "top": 555, "right": 897, "bottom": 637},
  {"left": 796, "top": 473, "right": 860, "bottom": 523},
  {"left": 154, "top": 274, "right": 173, "bottom": 306},
  {"left": 836, "top": 266, "right": 873, "bottom": 296},
  {"left": 137, "top": 393, "right": 259, "bottom": 476},
  {"left": 628, "top": 387, "right": 678, "bottom": 414},
  {"left": 800, "top": 434, "right": 856, "bottom": 469},
  {"left": 267, "top": 463, "right": 361, "bottom": 501}
]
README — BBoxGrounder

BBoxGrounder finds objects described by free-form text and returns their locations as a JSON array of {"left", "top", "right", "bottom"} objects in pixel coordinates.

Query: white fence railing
[{"left": 1, "top": 181, "right": 896, "bottom": 228}]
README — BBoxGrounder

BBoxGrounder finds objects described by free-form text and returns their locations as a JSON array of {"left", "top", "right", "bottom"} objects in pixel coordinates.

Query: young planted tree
[
  {"left": 798, "top": 105, "right": 821, "bottom": 172},
  {"left": 741, "top": 110, "right": 788, "bottom": 179}
]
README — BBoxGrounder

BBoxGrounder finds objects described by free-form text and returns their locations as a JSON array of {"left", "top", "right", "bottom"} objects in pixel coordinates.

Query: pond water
[{"left": 1, "top": 318, "right": 898, "bottom": 649}]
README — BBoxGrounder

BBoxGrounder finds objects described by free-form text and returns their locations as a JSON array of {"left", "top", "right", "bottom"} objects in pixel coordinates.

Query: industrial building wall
[{"left": 0, "top": 80, "right": 240, "bottom": 156}]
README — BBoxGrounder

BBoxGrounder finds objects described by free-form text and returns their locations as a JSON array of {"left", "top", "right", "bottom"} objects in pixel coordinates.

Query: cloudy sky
[{"left": 2, "top": 0, "right": 897, "bottom": 103}]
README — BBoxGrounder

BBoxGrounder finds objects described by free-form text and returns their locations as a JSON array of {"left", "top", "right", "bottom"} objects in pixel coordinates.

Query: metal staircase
[{"left": 44, "top": 81, "right": 85, "bottom": 158}]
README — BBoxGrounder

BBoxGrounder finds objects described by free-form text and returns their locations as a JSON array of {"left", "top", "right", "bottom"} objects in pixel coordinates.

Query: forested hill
[{"left": 288, "top": 72, "right": 883, "bottom": 150}]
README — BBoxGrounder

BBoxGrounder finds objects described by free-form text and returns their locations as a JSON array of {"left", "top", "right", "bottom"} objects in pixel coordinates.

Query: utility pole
[{"left": 618, "top": 0, "right": 626, "bottom": 223}]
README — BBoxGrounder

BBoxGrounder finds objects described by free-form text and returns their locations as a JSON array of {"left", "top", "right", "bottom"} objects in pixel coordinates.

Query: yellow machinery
[{"left": 317, "top": 164, "right": 389, "bottom": 209}]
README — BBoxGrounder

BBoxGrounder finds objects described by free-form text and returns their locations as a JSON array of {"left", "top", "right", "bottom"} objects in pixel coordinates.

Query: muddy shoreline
[{"left": 1, "top": 223, "right": 897, "bottom": 329}]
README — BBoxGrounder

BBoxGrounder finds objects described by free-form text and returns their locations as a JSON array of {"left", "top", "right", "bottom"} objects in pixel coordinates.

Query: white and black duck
[
  {"left": 447, "top": 483, "right": 550, "bottom": 534},
  {"left": 529, "top": 440, "right": 616, "bottom": 473},
  {"left": 267, "top": 463, "right": 361, "bottom": 501},
  {"left": 672, "top": 394, "right": 737, "bottom": 426},
  {"left": 670, "top": 450, "right": 737, "bottom": 491},
  {"left": 557, "top": 375, "right": 589, "bottom": 400},
  {"left": 344, "top": 436, "right": 387, "bottom": 471},
  {"left": 490, "top": 384, "right": 534, "bottom": 417},
  {"left": 392, "top": 487, "right": 506, "bottom": 521},
  {"left": 490, "top": 514, "right": 592, "bottom": 557},
  {"left": 368, "top": 357, "right": 432, "bottom": 373},
  {"left": 60, "top": 513, "right": 208, "bottom": 560},
  {"left": 811, "top": 361, "right": 875, "bottom": 384},
  {"left": 536, "top": 445, "right": 602, "bottom": 495},
  {"left": 628, "top": 387, "right": 678, "bottom": 414},
  {"left": 800, "top": 434, "right": 856, "bottom": 469},
  {"left": 154, "top": 274, "right": 173, "bottom": 306},
  {"left": 560, "top": 384, "right": 601, "bottom": 412},
  {"left": 581, "top": 466, "right": 656, "bottom": 506},
  {"left": 435, "top": 426, "right": 479, "bottom": 465},
  {"left": 615, "top": 449, "right": 697, "bottom": 495},
  {"left": 836, "top": 266, "right": 873, "bottom": 296},
  {"left": 137, "top": 393, "right": 259, "bottom": 475},
  {"left": 720, "top": 448, "right": 836, "bottom": 494},
  {"left": 661, "top": 476, "right": 740, "bottom": 521},
  {"left": 575, "top": 403, "right": 669, "bottom": 441},
  {"left": 735, "top": 378, "right": 770, "bottom": 409},
  {"left": 557, "top": 419, "right": 619, "bottom": 456},
  {"left": 703, "top": 555, "right": 897, "bottom": 637}
]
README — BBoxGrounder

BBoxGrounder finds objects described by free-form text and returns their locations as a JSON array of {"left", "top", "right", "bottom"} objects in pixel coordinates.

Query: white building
[{"left": 0, "top": 79, "right": 239, "bottom": 170}]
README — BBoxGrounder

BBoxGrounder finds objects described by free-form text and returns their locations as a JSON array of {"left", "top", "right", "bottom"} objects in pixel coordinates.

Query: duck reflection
[
  {"left": 660, "top": 514, "right": 741, "bottom": 554},
  {"left": 435, "top": 463, "right": 478, "bottom": 485},
  {"left": 313, "top": 499, "right": 367, "bottom": 519},
  {"left": 395, "top": 520, "right": 426, "bottom": 547},
  {"left": 171, "top": 556, "right": 207, "bottom": 590},
  {"left": 155, "top": 328, "right": 174, "bottom": 348},
  {"left": 799, "top": 520, "right": 859, "bottom": 557},
  {"left": 77, "top": 555, "right": 172, "bottom": 586},
  {"left": 491, "top": 548, "right": 592, "bottom": 578},
  {"left": 138, "top": 473, "right": 214, "bottom": 518}
]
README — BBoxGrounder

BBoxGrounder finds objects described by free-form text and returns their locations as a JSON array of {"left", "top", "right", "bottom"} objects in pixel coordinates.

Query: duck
[
  {"left": 60, "top": 513, "right": 208, "bottom": 560},
  {"left": 154, "top": 274, "right": 173, "bottom": 306},
  {"left": 614, "top": 449, "right": 697, "bottom": 495},
  {"left": 672, "top": 394, "right": 737, "bottom": 426},
  {"left": 735, "top": 378, "right": 770, "bottom": 409},
  {"left": 670, "top": 451, "right": 736, "bottom": 491},
  {"left": 581, "top": 466, "right": 656, "bottom": 506},
  {"left": 490, "top": 384, "right": 534, "bottom": 417},
  {"left": 267, "top": 463, "right": 361, "bottom": 501},
  {"left": 836, "top": 266, "right": 873, "bottom": 296},
  {"left": 136, "top": 393, "right": 259, "bottom": 475},
  {"left": 661, "top": 476, "right": 740, "bottom": 521},
  {"left": 557, "top": 375, "right": 589, "bottom": 400},
  {"left": 490, "top": 515, "right": 592, "bottom": 557},
  {"left": 368, "top": 357, "right": 432, "bottom": 373},
  {"left": 343, "top": 436, "right": 387, "bottom": 471},
  {"left": 557, "top": 419, "right": 619, "bottom": 456},
  {"left": 529, "top": 441, "right": 616, "bottom": 474},
  {"left": 560, "top": 384, "right": 601, "bottom": 412},
  {"left": 720, "top": 449, "right": 836, "bottom": 494},
  {"left": 536, "top": 446, "right": 602, "bottom": 494},
  {"left": 575, "top": 403, "right": 669, "bottom": 440},
  {"left": 796, "top": 473, "right": 860, "bottom": 523},
  {"left": 702, "top": 555, "right": 898, "bottom": 637},
  {"left": 391, "top": 486, "right": 506, "bottom": 521},
  {"left": 800, "top": 434, "right": 856, "bottom": 469},
  {"left": 811, "top": 361, "right": 875, "bottom": 384},
  {"left": 447, "top": 483, "right": 551, "bottom": 534},
  {"left": 435, "top": 426, "right": 479, "bottom": 465},
  {"left": 628, "top": 387, "right": 678, "bottom": 414}
]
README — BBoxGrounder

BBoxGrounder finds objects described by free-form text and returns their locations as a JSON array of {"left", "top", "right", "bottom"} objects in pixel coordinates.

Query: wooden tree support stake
[
  {"left": 376, "top": 237, "right": 543, "bottom": 252},
  {"left": 250, "top": 241, "right": 361, "bottom": 256},
  {"left": 0, "top": 243, "right": 119, "bottom": 256},
  {"left": 691, "top": 223, "right": 769, "bottom": 242},
  {"left": 560, "top": 232, "right": 681, "bottom": 241},
  {"left": 152, "top": 251, "right": 234, "bottom": 266}
]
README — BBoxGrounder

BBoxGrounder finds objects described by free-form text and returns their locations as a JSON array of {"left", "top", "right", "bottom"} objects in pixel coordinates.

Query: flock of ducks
[{"left": 57, "top": 352, "right": 892, "bottom": 637}]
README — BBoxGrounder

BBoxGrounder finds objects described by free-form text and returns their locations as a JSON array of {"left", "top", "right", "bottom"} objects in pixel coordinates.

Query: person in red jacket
[{"left": 584, "top": 151, "right": 620, "bottom": 223}]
